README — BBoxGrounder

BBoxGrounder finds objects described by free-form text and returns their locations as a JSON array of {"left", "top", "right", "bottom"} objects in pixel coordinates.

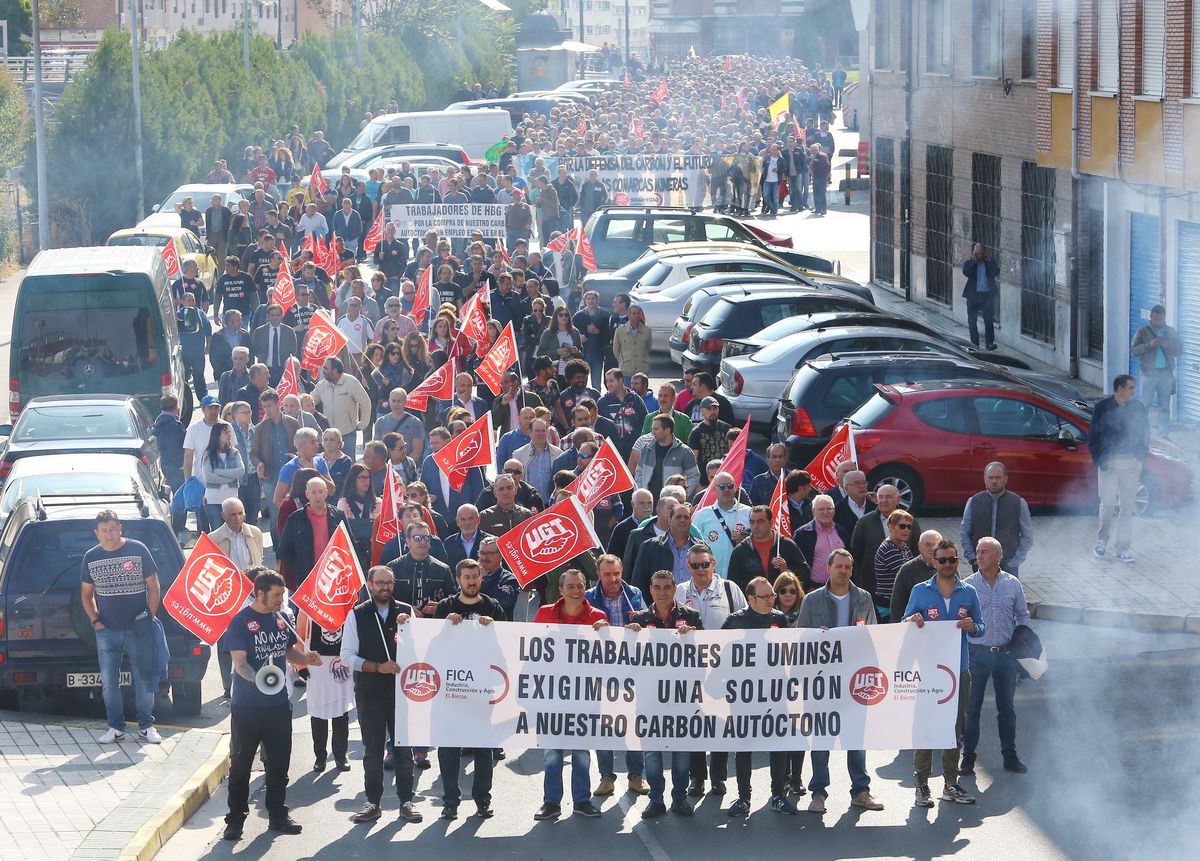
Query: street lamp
[
  {"left": 128, "top": 0, "right": 145, "bottom": 219},
  {"left": 30, "top": 0, "right": 49, "bottom": 249}
]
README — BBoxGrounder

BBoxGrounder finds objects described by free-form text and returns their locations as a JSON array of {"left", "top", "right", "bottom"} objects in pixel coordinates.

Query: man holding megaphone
[{"left": 223, "top": 567, "right": 322, "bottom": 842}]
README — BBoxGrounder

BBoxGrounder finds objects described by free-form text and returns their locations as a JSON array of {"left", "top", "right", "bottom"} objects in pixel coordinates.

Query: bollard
[{"left": 844, "top": 162, "right": 852, "bottom": 206}]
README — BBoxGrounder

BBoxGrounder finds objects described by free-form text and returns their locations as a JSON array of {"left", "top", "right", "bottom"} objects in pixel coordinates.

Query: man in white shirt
[
  {"left": 297, "top": 202, "right": 328, "bottom": 240},
  {"left": 691, "top": 472, "right": 752, "bottom": 578},
  {"left": 337, "top": 297, "right": 372, "bottom": 355}
]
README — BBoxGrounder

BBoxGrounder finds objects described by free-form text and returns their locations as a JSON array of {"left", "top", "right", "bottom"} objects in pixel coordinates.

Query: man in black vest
[
  {"left": 339, "top": 565, "right": 424, "bottom": 825},
  {"left": 958, "top": 462, "right": 1033, "bottom": 576}
]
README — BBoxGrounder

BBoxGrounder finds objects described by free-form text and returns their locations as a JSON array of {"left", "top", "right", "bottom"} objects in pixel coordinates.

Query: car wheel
[
  {"left": 868, "top": 465, "right": 924, "bottom": 511},
  {"left": 172, "top": 680, "right": 203, "bottom": 716},
  {"left": 1135, "top": 471, "right": 1158, "bottom": 516}
]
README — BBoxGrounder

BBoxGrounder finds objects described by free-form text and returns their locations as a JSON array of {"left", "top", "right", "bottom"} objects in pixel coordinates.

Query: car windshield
[
  {"left": 107, "top": 235, "right": 171, "bottom": 248},
  {"left": 847, "top": 393, "right": 897, "bottom": 428},
  {"left": 639, "top": 262, "right": 673, "bottom": 288},
  {"left": 1, "top": 473, "right": 141, "bottom": 518},
  {"left": 613, "top": 255, "right": 659, "bottom": 280},
  {"left": 14, "top": 405, "right": 135, "bottom": 442}
]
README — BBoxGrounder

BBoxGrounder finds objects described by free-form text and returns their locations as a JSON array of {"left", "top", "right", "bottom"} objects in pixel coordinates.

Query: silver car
[
  {"left": 633, "top": 273, "right": 796, "bottom": 354},
  {"left": 719, "top": 325, "right": 969, "bottom": 427}
]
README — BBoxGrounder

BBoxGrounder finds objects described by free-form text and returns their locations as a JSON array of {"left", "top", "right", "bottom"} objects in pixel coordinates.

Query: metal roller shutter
[
  {"left": 1175, "top": 222, "right": 1200, "bottom": 423},
  {"left": 1142, "top": 0, "right": 1166, "bottom": 96},
  {"left": 1097, "top": 0, "right": 1119, "bottom": 92},
  {"left": 1128, "top": 213, "right": 1161, "bottom": 384}
]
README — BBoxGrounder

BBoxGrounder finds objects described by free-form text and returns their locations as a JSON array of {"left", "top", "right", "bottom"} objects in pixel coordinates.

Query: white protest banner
[
  {"left": 388, "top": 204, "right": 507, "bottom": 239},
  {"left": 394, "top": 619, "right": 962, "bottom": 752},
  {"left": 518, "top": 154, "right": 713, "bottom": 207}
]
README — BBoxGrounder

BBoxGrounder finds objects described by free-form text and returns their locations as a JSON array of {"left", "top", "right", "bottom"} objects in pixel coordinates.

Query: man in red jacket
[{"left": 532, "top": 569, "right": 609, "bottom": 821}]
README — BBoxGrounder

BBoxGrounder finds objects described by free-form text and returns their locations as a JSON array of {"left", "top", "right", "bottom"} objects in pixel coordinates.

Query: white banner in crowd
[
  {"left": 394, "top": 619, "right": 962, "bottom": 752},
  {"left": 388, "top": 204, "right": 507, "bottom": 239},
  {"left": 517, "top": 154, "right": 713, "bottom": 207}
]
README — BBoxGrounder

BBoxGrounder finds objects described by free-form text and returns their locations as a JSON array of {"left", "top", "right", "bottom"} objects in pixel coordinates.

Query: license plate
[{"left": 66, "top": 671, "right": 132, "bottom": 688}]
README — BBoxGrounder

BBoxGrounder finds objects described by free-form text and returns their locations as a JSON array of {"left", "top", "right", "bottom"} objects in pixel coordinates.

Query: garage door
[
  {"left": 1128, "top": 213, "right": 1162, "bottom": 383},
  {"left": 1176, "top": 222, "right": 1200, "bottom": 423}
]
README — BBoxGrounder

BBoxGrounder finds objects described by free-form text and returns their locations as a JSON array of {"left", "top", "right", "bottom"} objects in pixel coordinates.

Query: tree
[
  {"left": 38, "top": 0, "right": 83, "bottom": 29},
  {"left": 1, "top": 0, "right": 32, "bottom": 56},
  {"left": 0, "top": 66, "right": 29, "bottom": 261}
]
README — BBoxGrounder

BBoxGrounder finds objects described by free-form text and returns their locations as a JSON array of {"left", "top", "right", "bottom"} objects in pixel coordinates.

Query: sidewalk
[{"left": 0, "top": 711, "right": 227, "bottom": 860}]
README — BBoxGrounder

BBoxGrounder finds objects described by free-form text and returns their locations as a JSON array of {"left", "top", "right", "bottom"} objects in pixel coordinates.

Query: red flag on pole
[
  {"left": 309, "top": 162, "right": 329, "bottom": 199},
  {"left": 578, "top": 228, "right": 598, "bottom": 272},
  {"left": 370, "top": 463, "right": 404, "bottom": 567},
  {"left": 476, "top": 321, "right": 518, "bottom": 395},
  {"left": 722, "top": 55, "right": 733, "bottom": 72},
  {"left": 161, "top": 534, "right": 252, "bottom": 647},
  {"left": 566, "top": 436, "right": 635, "bottom": 511},
  {"left": 363, "top": 210, "right": 384, "bottom": 253},
  {"left": 302, "top": 230, "right": 316, "bottom": 259},
  {"left": 805, "top": 423, "right": 858, "bottom": 494},
  {"left": 651, "top": 80, "right": 668, "bottom": 103},
  {"left": 270, "top": 257, "right": 297, "bottom": 314},
  {"left": 432, "top": 412, "right": 494, "bottom": 492},
  {"left": 497, "top": 497, "right": 603, "bottom": 587},
  {"left": 460, "top": 284, "right": 491, "bottom": 357},
  {"left": 770, "top": 469, "right": 791, "bottom": 539},
  {"left": 544, "top": 225, "right": 575, "bottom": 255},
  {"left": 577, "top": 115, "right": 587, "bottom": 138},
  {"left": 411, "top": 264, "right": 434, "bottom": 327},
  {"left": 407, "top": 359, "right": 454, "bottom": 411},
  {"left": 275, "top": 357, "right": 301, "bottom": 403},
  {"left": 632, "top": 118, "right": 645, "bottom": 138},
  {"left": 291, "top": 522, "right": 365, "bottom": 632},
  {"left": 160, "top": 241, "right": 182, "bottom": 280},
  {"left": 497, "top": 237, "right": 510, "bottom": 266},
  {"left": 300, "top": 309, "right": 348, "bottom": 374},
  {"left": 697, "top": 416, "right": 752, "bottom": 509},
  {"left": 623, "top": 69, "right": 630, "bottom": 85},
  {"left": 322, "top": 236, "right": 342, "bottom": 276}
]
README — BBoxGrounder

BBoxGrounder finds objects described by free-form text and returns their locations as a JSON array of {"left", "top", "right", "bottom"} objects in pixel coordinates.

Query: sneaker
[
  {"left": 267, "top": 816, "right": 302, "bottom": 834},
  {"left": 138, "top": 727, "right": 162, "bottom": 744},
  {"left": 97, "top": 728, "right": 125, "bottom": 744},
  {"left": 669, "top": 798, "right": 694, "bottom": 816},
  {"left": 398, "top": 801, "right": 423, "bottom": 822},
  {"left": 789, "top": 782, "right": 807, "bottom": 797},
  {"left": 641, "top": 801, "right": 667, "bottom": 820},
  {"left": 351, "top": 803, "right": 381, "bottom": 823},
  {"left": 1117, "top": 551, "right": 1135, "bottom": 564},
  {"left": 1003, "top": 756, "right": 1029, "bottom": 773},
  {"left": 573, "top": 800, "right": 602, "bottom": 818},
  {"left": 711, "top": 779, "right": 727, "bottom": 796},
  {"left": 725, "top": 797, "right": 751, "bottom": 818},
  {"left": 475, "top": 802, "right": 494, "bottom": 818},
  {"left": 441, "top": 804, "right": 458, "bottom": 821},
  {"left": 807, "top": 795, "right": 827, "bottom": 814},
  {"left": 958, "top": 755, "right": 976, "bottom": 776},
  {"left": 628, "top": 775, "right": 649, "bottom": 795},
  {"left": 851, "top": 790, "right": 884, "bottom": 810},
  {"left": 941, "top": 783, "right": 976, "bottom": 804},
  {"left": 533, "top": 802, "right": 561, "bottom": 821},
  {"left": 414, "top": 754, "right": 432, "bottom": 770},
  {"left": 593, "top": 776, "right": 616, "bottom": 797},
  {"left": 769, "top": 794, "right": 798, "bottom": 815},
  {"left": 686, "top": 780, "right": 705, "bottom": 798},
  {"left": 1093, "top": 540, "right": 1107, "bottom": 558},
  {"left": 914, "top": 783, "right": 934, "bottom": 808}
]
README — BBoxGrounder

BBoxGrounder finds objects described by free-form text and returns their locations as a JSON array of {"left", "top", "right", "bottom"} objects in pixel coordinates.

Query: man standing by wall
[
  {"left": 1087, "top": 374, "right": 1149, "bottom": 563},
  {"left": 1129, "top": 303, "right": 1181, "bottom": 439},
  {"left": 961, "top": 243, "right": 999, "bottom": 351}
]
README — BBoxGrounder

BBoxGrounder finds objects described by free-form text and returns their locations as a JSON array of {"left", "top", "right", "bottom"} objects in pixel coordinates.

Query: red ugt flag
[
  {"left": 697, "top": 416, "right": 752, "bottom": 509},
  {"left": 275, "top": 357, "right": 301, "bottom": 402},
  {"left": 363, "top": 210, "right": 385, "bottom": 254},
  {"left": 460, "top": 283, "right": 491, "bottom": 357},
  {"left": 160, "top": 241, "right": 182, "bottom": 280},
  {"left": 566, "top": 436, "right": 635, "bottom": 511},
  {"left": 544, "top": 225, "right": 575, "bottom": 255},
  {"left": 651, "top": 80, "right": 668, "bottom": 103},
  {"left": 292, "top": 522, "right": 365, "bottom": 631},
  {"left": 497, "top": 497, "right": 602, "bottom": 587},
  {"left": 161, "top": 534, "right": 252, "bottom": 646},
  {"left": 407, "top": 359, "right": 454, "bottom": 411},
  {"left": 309, "top": 162, "right": 329, "bottom": 199},
  {"left": 301, "top": 309, "right": 348, "bottom": 374},
  {"left": 270, "top": 257, "right": 297, "bottom": 315},
  {"left": 578, "top": 229, "right": 598, "bottom": 272},
  {"left": 476, "top": 321, "right": 518, "bottom": 395},
  {"left": 805, "top": 423, "right": 858, "bottom": 494},
  {"left": 722, "top": 55, "right": 733, "bottom": 72},
  {"left": 411, "top": 264, "right": 435, "bottom": 327},
  {"left": 371, "top": 463, "right": 404, "bottom": 567},
  {"left": 433, "top": 412, "right": 494, "bottom": 492},
  {"left": 769, "top": 469, "right": 791, "bottom": 538}
]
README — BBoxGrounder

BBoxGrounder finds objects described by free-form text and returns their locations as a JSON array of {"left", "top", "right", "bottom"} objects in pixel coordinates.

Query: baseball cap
[
  {"left": 700, "top": 396, "right": 719, "bottom": 408},
  {"left": 201, "top": 395, "right": 220, "bottom": 407}
]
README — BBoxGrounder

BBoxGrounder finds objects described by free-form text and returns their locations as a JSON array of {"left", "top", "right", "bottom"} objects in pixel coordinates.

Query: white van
[{"left": 338, "top": 109, "right": 512, "bottom": 161}]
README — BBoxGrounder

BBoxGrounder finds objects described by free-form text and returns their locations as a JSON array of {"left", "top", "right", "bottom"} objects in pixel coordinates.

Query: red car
[{"left": 846, "top": 380, "right": 1193, "bottom": 511}]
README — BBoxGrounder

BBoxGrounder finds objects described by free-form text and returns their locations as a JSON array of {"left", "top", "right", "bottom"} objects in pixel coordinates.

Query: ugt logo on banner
[
  {"left": 162, "top": 534, "right": 252, "bottom": 646},
  {"left": 497, "top": 497, "right": 602, "bottom": 586}
]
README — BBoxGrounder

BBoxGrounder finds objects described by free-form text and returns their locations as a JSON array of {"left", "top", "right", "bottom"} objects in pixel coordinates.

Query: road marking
[{"left": 617, "top": 790, "right": 672, "bottom": 861}]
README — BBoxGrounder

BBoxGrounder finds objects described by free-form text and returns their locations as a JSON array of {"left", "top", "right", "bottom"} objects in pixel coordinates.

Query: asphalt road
[{"left": 157, "top": 620, "right": 1200, "bottom": 861}]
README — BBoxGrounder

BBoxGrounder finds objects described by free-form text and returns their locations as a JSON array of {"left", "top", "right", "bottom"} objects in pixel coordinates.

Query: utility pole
[
  {"left": 624, "top": 0, "right": 630, "bottom": 67},
  {"left": 128, "top": 0, "right": 145, "bottom": 219},
  {"left": 353, "top": 1, "right": 363, "bottom": 67},
  {"left": 30, "top": 0, "right": 49, "bottom": 250},
  {"left": 578, "top": 0, "right": 585, "bottom": 77},
  {"left": 243, "top": 0, "right": 250, "bottom": 70}
]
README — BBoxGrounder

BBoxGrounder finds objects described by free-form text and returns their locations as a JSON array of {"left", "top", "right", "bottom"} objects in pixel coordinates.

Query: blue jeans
[
  {"left": 963, "top": 647, "right": 1019, "bottom": 759},
  {"left": 789, "top": 173, "right": 808, "bottom": 209},
  {"left": 808, "top": 749, "right": 869, "bottom": 799},
  {"left": 812, "top": 179, "right": 828, "bottom": 214},
  {"left": 763, "top": 181, "right": 780, "bottom": 215},
  {"left": 597, "top": 749, "right": 644, "bottom": 781},
  {"left": 644, "top": 751, "right": 689, "bottom": 804},
  {"left": 96, "top": 626, "right": 156, "bottom": 731},
  {"left": 543, "top": 748, "right": 592, "bottom": 804},
  {"left": 341, "top": 431, "right": 359, "bottom": 461},
  {"left": 966, "top": 290, "right": 996, "bottom": 347},
  {"left": 584, "top": 353, "right": 604, "bottom": 390},
  {"left": 1140, "top": 367, "right": 1174, "bottom": 436}
]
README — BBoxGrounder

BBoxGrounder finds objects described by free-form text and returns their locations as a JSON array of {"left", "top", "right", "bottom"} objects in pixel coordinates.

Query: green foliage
[
  {"left": 0, "top": 66, "right": 28, "bottom": 262},
  {"left": 1, "top": 0, "right": 32, "bottom": 56}
]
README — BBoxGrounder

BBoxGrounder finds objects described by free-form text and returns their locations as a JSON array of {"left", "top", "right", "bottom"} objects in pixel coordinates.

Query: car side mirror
[
  {"left": 151, "top": 204, "right": 160, "bottom": 213},
  {"left": 206, "top": 245, "right": 216, "bottom": 256},
  {"left": 1058, "top": 427, "right": 1078, "bottom": 451}
]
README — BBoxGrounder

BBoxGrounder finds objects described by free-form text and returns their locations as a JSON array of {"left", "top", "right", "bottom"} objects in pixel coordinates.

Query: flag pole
[{"left": 776, "top": 468, "right": 783, "bottom": 558}]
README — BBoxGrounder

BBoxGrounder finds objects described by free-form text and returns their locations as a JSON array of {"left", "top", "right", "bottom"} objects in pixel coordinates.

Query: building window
[
  {"left": 926, "top": 0, "right": 952, "bottom": 74},
  {"left": 1096, "top": 0, "right": 1118, "bottom": 92},
  {"left": 1194, "top": 0, "right": 1200, "bottom": 94},
  {"left": 874, "top": 138, "right": 896, "bottom": 287},
  {"left": 1056, "top": 0, "right": 1075, "bottom": 88},
  {"left": 874, "top": 0, "right": 892, "bottom": 70},
  {"left": 971, "top": 0, "right": 1001, "bottom": 76},
  {"left": 926, "top": 145, "right": 955, "bottom": 305},
  {"left": 1021, "top": 0, "right": 1037, "bottom": 79},
  {"left": 1142, "top": 0, "right": 1165, "bottom": 96},
  {"left": 1020, "top": 162, "right": 1057, "bottom": 343},
  {"left": 1078, "top": 179, "right": 1105, "bottom": 357},
  {"left": 972, "top": 153, "right": 1003, "bottom": 320}
]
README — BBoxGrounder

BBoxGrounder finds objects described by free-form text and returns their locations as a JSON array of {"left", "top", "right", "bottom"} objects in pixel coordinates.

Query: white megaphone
[{"left": 255, "top": 662, "right": 286, "bottom": 696}]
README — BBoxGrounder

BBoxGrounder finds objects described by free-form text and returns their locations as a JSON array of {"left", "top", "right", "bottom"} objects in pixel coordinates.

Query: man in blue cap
[{"left": 183, "top": 394, "right": 223, "bottom": 532}]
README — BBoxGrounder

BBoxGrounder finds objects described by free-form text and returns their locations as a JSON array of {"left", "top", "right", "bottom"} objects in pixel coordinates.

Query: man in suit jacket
[
  {"left": 440, "top": 372, "right": 489, "bottom": 424},
  {"left": 630, "top": 503, "right": 700, "bottom": 594},
  {"left": 421, "top": 428, "right": 484, "bottom": 522},
  {"left": 961, "top": 243, "right": 1001, "bottom": 350},
  {"left": 490, "top": 372, "right": 543, "bottom": 435},
  {"left": 443, "top": 504, "right": 497, "bottom": 572},
  {"left": 833, "top": 469, "right": 873, "bottom": 536},
  {"left": 848, "top": 484, "right": 920, "bottom": 596},
  {"left": 205, "top": 194, "right": 234, "bottom": 264},
  {"left": 251, "top": 305, "right": 300, "bottom": 386}
]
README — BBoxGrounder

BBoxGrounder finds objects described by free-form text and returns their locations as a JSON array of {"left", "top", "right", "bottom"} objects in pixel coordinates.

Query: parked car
[
  {"left": 339, "top": 109, "right": 513, "bottom": 160},
  {"left": 324, "top": 142, "right": 473, "bottom": 172},
  {"left": 772, "top": 353, "right": 1092, "bottom": 467},
  {"left": 844, "top": 379, "right": 1192, "bottom": 512},
  {"left": 138, "top": 183, "right": 258, "bottom": 237},
  {"left": 582, "top": 206, "right": 809, "bottom": 272},
  {"left": 444, "top": 98, "right": 576, "bottom": 128},
  {"left": 0, "top": 395, "right": 163, "bottom": 486},
  {"left": 0, "top": 453, "right": 169, "bottom": 527},
  {"left": 0, "top": 488, "right": 210, "bottom": 714},
  {"left": 309, "top": 158, "right": 463, "bottom": 191},
  {"left": 106, "top": 226, "right": 218, "bottom": 288},
  {"left": 682, "top": 294, "right": 879, "bottom": 375}
]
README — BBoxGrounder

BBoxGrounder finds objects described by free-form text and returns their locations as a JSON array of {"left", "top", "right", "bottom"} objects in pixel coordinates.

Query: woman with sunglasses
[
  {"left": 770, "top": 571, "right": 808, "bottom": 797},
  {"left": 372, "top": 340, "right": 412, "bottom": 409},
  {"left": 873, "top": 510, "right": 916, "bottom": 621},
  {"left": 521, "top": 297, "right": 551, "bottom": 370},
  {"left": 402, "top": 332, "right": 430, "bottom": 384},
  {"left": 537, "top": 305, "right": 583, "bottom": 377}
]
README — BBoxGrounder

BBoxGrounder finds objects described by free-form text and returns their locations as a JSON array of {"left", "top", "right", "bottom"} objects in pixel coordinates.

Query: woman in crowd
[
  {"left": 772, "top": 569, "right": 807, "bottom": 794},
  {"left": 521, "top": 297, "right": 550, "bottom": 370},
  {"left": 538, "top": 305, "right": 583, "bottom": 377},
  {"left": 402, "top": 332, "right": 430, "bottom": 384},
  {"left": 203, "top": 420, "right": 244, "bottom": 528},
  {"left": 337, "top": 464, "right": 380, "bottom": 571},
  {"left": 873, "top": 510, "right": 915, "bottom": 621}
]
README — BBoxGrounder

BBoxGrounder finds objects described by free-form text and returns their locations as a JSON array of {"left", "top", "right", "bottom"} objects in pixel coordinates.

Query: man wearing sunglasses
[
  {"left": 385, "top": 521, "right": 454, "bottom": 619},
  {"left": 903, "top": 539, "right": 984, "bottom": 808},
  {"left": 693, "top": 471, "right": 752, "bottom": 579}
]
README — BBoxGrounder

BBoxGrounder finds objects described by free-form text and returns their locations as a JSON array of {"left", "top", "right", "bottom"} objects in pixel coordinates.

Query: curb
[
  {"left": 118, "top": 733, "right": 230, "bottom": 861},
  {"left": 1028, "top": 601, "right": 1198, "bottom": 635}
]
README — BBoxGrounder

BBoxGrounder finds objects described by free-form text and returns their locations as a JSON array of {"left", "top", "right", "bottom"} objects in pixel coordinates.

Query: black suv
[
  {"left": 774, "top": 352, "right": 1065, "bottom": 467},
  {"left": 0, "top": 488, "right": 209, "bottom": 714}
]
